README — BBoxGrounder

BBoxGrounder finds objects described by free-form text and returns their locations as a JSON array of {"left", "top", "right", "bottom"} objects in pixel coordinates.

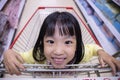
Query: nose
[{"left": 54, "top": 43, "right": 64, "bottom": 55}]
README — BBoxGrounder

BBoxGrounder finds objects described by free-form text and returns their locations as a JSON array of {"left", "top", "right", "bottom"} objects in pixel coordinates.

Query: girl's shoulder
[
  {"left": 84, "top": 44, "right": 102, "bottom": 51},
  {"left": 20, "top": 48, "right": 46, "bottom": 64},
  {"left": 81, "top": 44, "right": 102, "bottom": 62}
]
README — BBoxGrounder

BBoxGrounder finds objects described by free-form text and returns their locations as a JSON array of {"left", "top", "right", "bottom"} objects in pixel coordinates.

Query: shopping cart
[
  {"left": 0, "top": 7, "right": 120, "bottom": 79},
  {"left": 10, "top": 6, "right": 99, "bottom": 52}
]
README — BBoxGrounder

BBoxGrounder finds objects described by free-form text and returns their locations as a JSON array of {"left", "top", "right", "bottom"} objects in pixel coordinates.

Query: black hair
[{"left": 33, "top": 11, "right": 84, "bottom": 64}]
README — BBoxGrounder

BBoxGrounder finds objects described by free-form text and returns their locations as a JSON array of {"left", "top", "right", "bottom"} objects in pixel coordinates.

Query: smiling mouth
[{"left": 51, "top": 57, "right": 66, "bottom": 65}]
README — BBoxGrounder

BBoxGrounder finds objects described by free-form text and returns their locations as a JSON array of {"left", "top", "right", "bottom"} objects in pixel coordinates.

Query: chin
[{"left": 52, "top": 64, "right": 66, "bottom": 69}]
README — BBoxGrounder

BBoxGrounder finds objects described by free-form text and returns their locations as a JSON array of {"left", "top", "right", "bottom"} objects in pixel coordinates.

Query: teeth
[
  {"left": 52, "top": 57, "right": 65, "bottom": 64},
  {"left": 54, "top": 58, "right": 64, "bottom": 61},
  {"left": 52, "top": 57, "right": 66, "bottom": 59}
]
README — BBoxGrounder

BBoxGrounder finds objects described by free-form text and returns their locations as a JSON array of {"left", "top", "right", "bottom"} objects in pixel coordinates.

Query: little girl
[{"left": 3, "top": 11, "right": 120, "bottom": 75}]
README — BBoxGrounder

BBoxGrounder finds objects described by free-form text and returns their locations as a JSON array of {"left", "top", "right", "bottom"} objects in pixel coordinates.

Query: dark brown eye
[
  {"left": 46, "top": 40, "right": 54, "bottom": 44},
  {"left": 65, "top": 41, "right": 72, "bottom": 44}
]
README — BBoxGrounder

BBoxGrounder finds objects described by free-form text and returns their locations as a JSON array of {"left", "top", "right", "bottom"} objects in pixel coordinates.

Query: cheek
[
  {"left": 66, "top": 47, "right": 76, "bottom": 60},
  {"left": 44, "top": 45, "right": 52, "bottom": 59}
]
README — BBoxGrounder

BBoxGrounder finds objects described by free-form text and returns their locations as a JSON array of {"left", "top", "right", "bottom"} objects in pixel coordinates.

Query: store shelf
[
  {"left": 87, "top": 0, "right": 120, "bottom": 43},
  {"left": 112, "top": 0, "right": 120, "bottom": 6},
  {"left": 0, "top": 0, "right": 26, "bottom": 62},
  {"left": 74, "top": 0, "right": 118, "bottom": 55},
  {"left": 0, "top": 29, "right": 16, "bottom": 63}
]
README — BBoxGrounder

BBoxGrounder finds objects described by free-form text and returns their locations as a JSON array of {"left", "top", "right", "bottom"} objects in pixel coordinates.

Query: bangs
[{"left": 45, "top": 14, "right": 75, "bottom": 36}]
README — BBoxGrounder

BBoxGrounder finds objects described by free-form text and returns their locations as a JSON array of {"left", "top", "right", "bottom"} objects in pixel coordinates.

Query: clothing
[{"left": 20, "top": 44, "right": 102, "bottom": 64}]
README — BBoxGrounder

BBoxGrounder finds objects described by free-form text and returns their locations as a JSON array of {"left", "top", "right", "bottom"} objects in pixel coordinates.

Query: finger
[
  {"left": 113, "top": 59, "right": 120, "bottom": 71},
  {"left": 14, "top": 60, "right": 25, "bottom": 71},
  {"left": 4, "top": 60, "right": 10, "bottom": 74},
  {"left": 6, "top": 58, "right": 21, "bottom": 75},
  {"left": 98, "top": 56, "right": 106, "bottom": 67},
  {"left": 4, "top": 58, "right": 17, "bottom": 74},
  {"left": 108, "top": 61, "right": 116, "bottom": 76},
  {"left": 5, "top": 63, "right": 13, "bottom": 75},
  {"left": 3, "top": 59, "right": 13, "bottom": 74},
  {"left": 9, "top": 62, "right": 21, "bottom": 75}
]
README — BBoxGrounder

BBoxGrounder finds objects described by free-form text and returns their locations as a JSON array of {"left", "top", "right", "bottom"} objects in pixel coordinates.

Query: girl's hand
[
  {"left": 3, "top": 49, "right": 25, "bottom": 75},
  {"left": 97, "top": 50, "right": 120, "bottom": 76}
]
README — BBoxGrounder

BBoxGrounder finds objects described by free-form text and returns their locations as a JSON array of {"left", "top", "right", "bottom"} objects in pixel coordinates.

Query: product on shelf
[
  {"left": 103, "top": 3, "right": 120, "bottom": 20},
  {"left": 94, "top": 1, "right": 120, "bottom": 33},
  {"left": 79, "top": 0, "right": 94, "bottom": 15},
  {"left": 96, "top": 0, "right": 112, "bottom": 3},
  {"left": 112, "top": 20, "right": 120, "bottom": 33},
  {"left": 3, "top": 0, "right": 26, "bottom": 28},
  {"left": 94, "top": 0, "right": 119, "bottom": 20},
  {"left": 92, "top": 12, "right": 103, "bottom": 26},
  {"left": 0, "top": 12, "right": 10, "bottom": 45},
  {"left": 94, "top": 0, "right": 112, "bottom": 11},
  {"left": 116, "top": 14, "right": 120, "bottom": 22},
  {"left": 100, "top": 23, "right": 114, "bottom": 41},
  {"left": 0, "top": 12, "right": 8, "bottom": 36},
  {"left": 80, "top": 0, "right": 89, "bottom": 8},
  {"left": 74, "top": 0, "right": 120, "bottom": 54},
  {"left": 94, "top": 1, "right": 104, "bottom": 10},
  {"left": 91, "top": 0, "right": 96, "bottom": 3},
  {"left": 0, "top": 12, "right": 10, "bottom": 58},
  {"left": 114, "top": 15, "right": 120, "bottom": 33},
  {"left": 112, "top": 37, "right": 120, "bottom": 50},
  {"left": 86, "top": 6, "right": 94, "bottom": 15}
]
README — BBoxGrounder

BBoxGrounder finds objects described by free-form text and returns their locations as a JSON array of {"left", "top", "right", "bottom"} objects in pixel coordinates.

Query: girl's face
[{"left": 44, "top": 26, "right": 76, "bottom": 68}]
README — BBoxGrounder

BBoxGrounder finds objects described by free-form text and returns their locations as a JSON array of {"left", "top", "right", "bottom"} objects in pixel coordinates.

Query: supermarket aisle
[
  {"left": 0, "top": 0, "right": 120, "bottom": 79},
  {"left": 13, "top": 0, "right": 98, "bottom": 51},
  {"left": 11, "top": 0, "right": 120, "bottom": 56},
  {"left": 11, "top": 0, "right": 97, "bottom": 51},
  {"left": 17, "top": 0, "right": 85, "bottom": 32}
]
